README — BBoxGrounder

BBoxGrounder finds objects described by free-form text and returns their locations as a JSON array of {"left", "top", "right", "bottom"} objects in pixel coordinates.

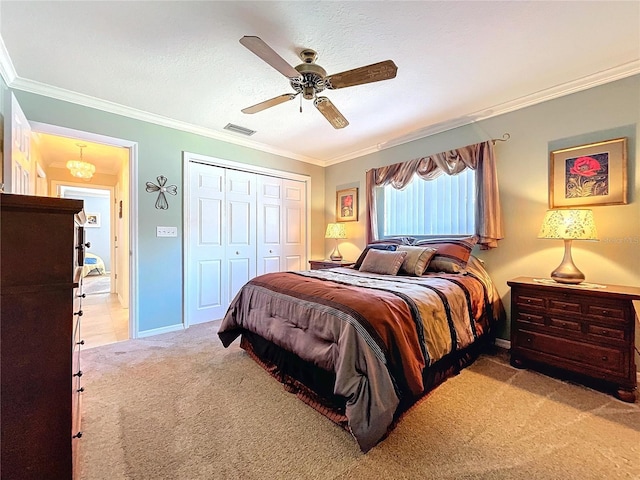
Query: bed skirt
[{"left": 238, "top": 329, "right": 496, "bottom": 446}]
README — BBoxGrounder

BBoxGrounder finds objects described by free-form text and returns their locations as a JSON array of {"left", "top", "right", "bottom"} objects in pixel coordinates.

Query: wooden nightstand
[
  {"left": 507, "top": 276, "right": 640, "bottom": 402},
  {"left": 309, "top": 259, "right": 355, "bottom": 270}
]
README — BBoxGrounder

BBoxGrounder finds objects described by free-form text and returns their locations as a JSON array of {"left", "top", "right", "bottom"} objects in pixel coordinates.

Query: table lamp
[
  {"left": 325, "top": 223, "right": 347, "bottom": 261},
  {"left": 538, "top": 209, "right": 598, "bottom": 284}
]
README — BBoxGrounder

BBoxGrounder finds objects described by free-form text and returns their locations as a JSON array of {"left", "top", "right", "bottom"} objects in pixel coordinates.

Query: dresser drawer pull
[
  {"left": 72, "top": 431, "right": 83, "bottom": 439},
  {"left": 77, "top": 340, "right": 85, "bottom": 346},
  {"left": 526, "top": 337, "right": 532, "bottom": 343},
  {"left": 601, "top": 356, "right": 608, "bottom": 361},
  {"left": 600, "top": 330, "right": 608, "bottom": 336},
  {"left": 73, "top": 370, "right": 83, "bottom": 378},
  {"left": 561, "top": 322, "right": 567, "bottom": 328},
  {"left": 74, "top": 310, "right": 83, "bottom": 317}
]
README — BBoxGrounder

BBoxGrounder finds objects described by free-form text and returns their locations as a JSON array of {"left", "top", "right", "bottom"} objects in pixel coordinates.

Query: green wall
[
  {"left": 324, "top": 75, "right": 640, "bottom": 347},
  {"left": 9, "top": 90, "right": 325, "bottom": 333}
]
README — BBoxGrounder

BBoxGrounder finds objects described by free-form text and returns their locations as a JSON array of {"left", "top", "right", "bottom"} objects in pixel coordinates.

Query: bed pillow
[
  {"left": 358, "top": 249, "right": 408, "bottom": 275},
  {"left": 414, "top": 235, "right": 479, "bottom": 273},
  {"left": 353, "top": 243, "right": 398, "bottom": 270},
  {"left": 397, "top": 245, "right": 437, "bottom": 276}
]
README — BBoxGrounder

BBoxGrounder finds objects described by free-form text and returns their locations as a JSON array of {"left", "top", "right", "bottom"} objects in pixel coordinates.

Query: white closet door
[
  {"left": 225, "top": 169, "right": 257, "bottom": 302},
  {"left": 188, "top": 163, "right": 227, "bottom": 324},
  {"left": 256, "top": 175, "right": 282, "bottom": 275},
  {"left": 282, "top": 179, "right": 306, "bottom": 271}
]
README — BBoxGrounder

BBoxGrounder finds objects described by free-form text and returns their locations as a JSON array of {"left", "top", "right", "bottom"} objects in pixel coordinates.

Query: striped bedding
[{"left": 218, "top": 259, "right": 501, "bottom": 452}]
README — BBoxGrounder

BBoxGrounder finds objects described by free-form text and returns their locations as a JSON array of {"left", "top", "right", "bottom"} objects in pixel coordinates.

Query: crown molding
[
  {"left": 375, "top": 60, "right": 640, "bottom": 152},
  {"left": 2, "top": 30, "right": 637, "bottom": 169},
  {"left": 0, "top": 36, "right": 17, "bottom": 85}
]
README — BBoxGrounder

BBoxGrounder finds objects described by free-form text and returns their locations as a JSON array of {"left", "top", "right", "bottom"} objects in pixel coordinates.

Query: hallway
[{"left": 81, "top": 275, "right": 128, "bottom": 349}]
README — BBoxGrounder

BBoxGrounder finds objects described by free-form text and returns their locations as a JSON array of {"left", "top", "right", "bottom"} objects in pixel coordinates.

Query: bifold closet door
[
  {"left": 225, "top": 169, "right": 257, "bottom": 303},
  {"left": 281, "top": 179, "right": 306, "bottom": 271},
  {"left": 257, "top": 176, "right": 306, "bottom": 275},
  {"left": 187, "top": 163, "right": 227, "bottom": 324}
]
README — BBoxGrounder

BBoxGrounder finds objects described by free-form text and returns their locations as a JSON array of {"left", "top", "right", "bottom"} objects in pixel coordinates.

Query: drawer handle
[
  {"left": 73, "top": 370, "right": 83, "bottom": 378},
  {"left": 601, "top": 310, "right": 608, "bottom": 315},
  {"left": 526, "top": 316, "right": 532, "bottom": 321},
  {"left": 74, "top": 310, "right": 83, "bottom": 317},
  {"left": 77, "top": 340, "right": 85, "bottom": 346},
  {"left": 73, "top": 431, "right": 83, "bottom": 439},
  {"left": 77, "top": 387, "right": 85, "bottom": 393},
  {"left": 561, "top": 322, "right": 567, "bottom": 328},
  {"left": 526, "top": 338, "right": 532, "bottom": 343},
  {"left": 526, "top": 299, "right": 531, "bottom": 304},
  {"left": 601, "top": 356, "right": 608, "bottom": 361},
  {"left": 600, "top": 330, "right": 608, "bottom": 336}
]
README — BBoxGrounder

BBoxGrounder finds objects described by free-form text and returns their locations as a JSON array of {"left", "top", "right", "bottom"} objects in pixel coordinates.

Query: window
[{"left": 380, "top": 169, "right": 475, "bottom": 237}]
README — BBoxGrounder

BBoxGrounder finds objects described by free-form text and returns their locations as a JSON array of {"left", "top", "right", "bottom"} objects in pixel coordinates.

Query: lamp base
[
  {"left": 550, "top": 239, "right": 585, "bottom": 284},
  {"left": 329, "top": 242, "right": 343, "bottom": 261}
]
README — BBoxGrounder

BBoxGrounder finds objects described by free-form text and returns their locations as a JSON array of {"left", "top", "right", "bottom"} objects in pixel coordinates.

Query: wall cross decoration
[{"left": 146, "top": 175, "right": 177, "bottom": 210}]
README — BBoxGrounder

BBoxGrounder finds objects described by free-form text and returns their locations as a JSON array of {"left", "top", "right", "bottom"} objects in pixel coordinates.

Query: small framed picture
[
  {"left": 549, "top": 137, "right": 628, "bottom": 208},
  {"left": 336, "top": 187, "right": 358, "bottom": 222},
  {"left": 85, "top": 212, "right": 101, "bottom": 228}
]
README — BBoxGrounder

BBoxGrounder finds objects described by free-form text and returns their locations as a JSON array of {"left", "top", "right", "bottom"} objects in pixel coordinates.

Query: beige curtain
[{"left": 366, "top": 141, "right": 503, "bottom": 249}]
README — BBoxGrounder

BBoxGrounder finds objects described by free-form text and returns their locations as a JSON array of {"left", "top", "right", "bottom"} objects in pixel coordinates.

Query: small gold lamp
[
  {"left": 325, "top": 223, "right": 347, "bottom": 261},
  {"left": 538, "top": 209, "right": 598, "bottom": 284}
]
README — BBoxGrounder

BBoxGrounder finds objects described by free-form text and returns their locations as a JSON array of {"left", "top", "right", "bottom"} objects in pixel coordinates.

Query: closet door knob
[
  {"left": 73, "top": 432, "right": 83, "bottom": 439},
  {"left": 77, "top": 340, "right": 85, "bottom": 345},
  {"left": 75, "top": 293, "right": 86, "bottom": 299},
  {"left": 84, "top": 242, "right": 91, "bottom": 248},
  {"left": 73, "top": 370, "right": 83, "bottom": 378},
  {"left": 74, "top": 310, "right": 83, "bottom": 317},
  {"left": 77, "top": 387, "right": 85, "bottom": 393}
]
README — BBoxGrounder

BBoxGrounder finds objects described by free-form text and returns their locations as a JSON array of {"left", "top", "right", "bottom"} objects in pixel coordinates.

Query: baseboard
[{"left": 137, "top": 323, "right": 184, "bottom": 338}]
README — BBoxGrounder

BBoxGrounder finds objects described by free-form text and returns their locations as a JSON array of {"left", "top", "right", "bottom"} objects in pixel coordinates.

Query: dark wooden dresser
[
  {"left": 1, "top": 193, "right": 85, "bottom": 479},
  {"left": 508, "top": 276, "right": 640, "bottom": 402}
]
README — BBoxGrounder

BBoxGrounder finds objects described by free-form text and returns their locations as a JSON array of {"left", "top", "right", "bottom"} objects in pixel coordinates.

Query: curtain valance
[{"left": 365, "top": 141, "right": 503, "bottom": 249}]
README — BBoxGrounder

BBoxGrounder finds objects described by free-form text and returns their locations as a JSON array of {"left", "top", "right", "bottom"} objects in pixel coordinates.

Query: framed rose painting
[
  {"left": 336, "top": 187, "right": 358, "bottom": 222},
  {"left": 549, "top": 137, "right": 628, "bottom": 208}
]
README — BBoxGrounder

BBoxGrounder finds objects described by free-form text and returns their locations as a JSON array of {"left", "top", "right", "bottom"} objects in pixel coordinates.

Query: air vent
[{"left": 224, "top": 123, "right": 256, "bottom": 136}]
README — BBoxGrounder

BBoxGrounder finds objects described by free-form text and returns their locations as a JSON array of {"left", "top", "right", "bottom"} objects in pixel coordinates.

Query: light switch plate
[{"left": 156, "top": 226, "right": 177, "bottom": 237}]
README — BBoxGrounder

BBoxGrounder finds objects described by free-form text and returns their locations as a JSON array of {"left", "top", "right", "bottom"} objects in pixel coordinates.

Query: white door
[
  {"left": 257, "top": 175, "right": 283, "bottom": 275},
  {"left": 188, "top": 162, "right": 227, "bottom": 324},
  {"left": 3, "top": 93, "right": 33, "bottom": 194},
  {"left": 225, "top": 169, "right": 257, "bottom": 303},
  {"left": 282, "top": 179, "right": 306, "bottom": 271}
]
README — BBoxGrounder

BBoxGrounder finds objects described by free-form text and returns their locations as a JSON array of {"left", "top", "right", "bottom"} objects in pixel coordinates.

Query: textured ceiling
[{"left": 1, "top": 1, "right": 639, "bottom": 166}]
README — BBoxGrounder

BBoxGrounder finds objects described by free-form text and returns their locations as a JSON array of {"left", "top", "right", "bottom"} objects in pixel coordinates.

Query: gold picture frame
[
  {"left": 336, "top": 187, "right": 358, "bottom": 222},
  {"left": 549, "top": 137, "right": 628, "bottom": 208}
]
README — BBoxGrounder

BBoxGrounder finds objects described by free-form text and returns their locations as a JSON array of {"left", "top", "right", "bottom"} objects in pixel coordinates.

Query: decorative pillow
[
  {"left": 353, "top": 243, "right": 398, "bottom": 270},
  {"left": 414, "top": 235, "right": 479, "bottom": 273},
  {"left": 358, "top": 249, "right": 408, "bottom": 275},
  {"left": 397, "top": 245, "right": 437, "bottom": 276}
]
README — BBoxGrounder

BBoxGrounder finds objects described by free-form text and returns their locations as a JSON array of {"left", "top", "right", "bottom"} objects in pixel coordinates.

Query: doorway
[{"left": 30, "top": 122, "right": 139, "bottom": 344}]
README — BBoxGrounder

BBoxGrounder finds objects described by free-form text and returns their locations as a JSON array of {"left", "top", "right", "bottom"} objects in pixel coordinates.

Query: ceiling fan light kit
[{"left": 239, "top": 36, "right": 397, "bottom": 129}]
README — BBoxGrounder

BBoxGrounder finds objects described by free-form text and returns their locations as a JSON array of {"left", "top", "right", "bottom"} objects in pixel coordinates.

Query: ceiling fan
[{"left": 239, "top": 36, "right": 398, "bottom": 129}]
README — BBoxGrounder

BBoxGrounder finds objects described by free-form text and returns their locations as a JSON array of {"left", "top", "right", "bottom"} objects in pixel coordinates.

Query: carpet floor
[{"left": 78, "top": 322, "right": 640, "bottom": 480}]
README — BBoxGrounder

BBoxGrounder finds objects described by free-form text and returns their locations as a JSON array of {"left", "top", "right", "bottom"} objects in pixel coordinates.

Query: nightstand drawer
[
  {"left": 548, "top": 316, "right": 581, "bottom": 333},
  {"left": 515, "top": 330, "right": 623, "bottom": 373},
  {"left": 586, "top": 304, "right": 625, "bottom": 320},
  {"left": 514, "top": 293, "right": 545, "bottom": 309},
  {"left": 586, "top": 324, "right": 626, "bottom": 341},
  {"left": 548, "top": 298, "right": 581, "bottom": 314}
]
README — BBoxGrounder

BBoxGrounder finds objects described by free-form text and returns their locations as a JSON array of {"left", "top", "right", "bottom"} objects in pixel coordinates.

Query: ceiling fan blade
[
  {"left": 314, "top": 97, "right": 349, "bottom": 129},
  {"left": 241, "top": 93, "right": 297, "bottom": 114},
  {"left": 325, "top": 60, "right": 398, "bottom": 90},
  {"left": 239, "top": 36, "right": 301, "bottom": 79}
]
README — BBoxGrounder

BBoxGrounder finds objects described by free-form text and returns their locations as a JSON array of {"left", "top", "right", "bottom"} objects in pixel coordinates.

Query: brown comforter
[{"left": 218, "top": 262, "right": 500, "bottom": 451}]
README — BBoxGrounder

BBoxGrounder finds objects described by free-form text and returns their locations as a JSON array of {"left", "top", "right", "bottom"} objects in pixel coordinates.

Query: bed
[
  {"left": 218, "top": 237, "right": 504, "bottom": 452},
  {"left": 82, "top": 252, "right": 106, "bottom": 277}
]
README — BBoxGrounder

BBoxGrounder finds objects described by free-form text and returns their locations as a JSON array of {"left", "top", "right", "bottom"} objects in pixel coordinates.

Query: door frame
[
  {"left": 182, "top": 151, "right": 312, "bottom": 329},
  {"left": 30, "top": 121, "right": 140, "bottom": 339}
]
